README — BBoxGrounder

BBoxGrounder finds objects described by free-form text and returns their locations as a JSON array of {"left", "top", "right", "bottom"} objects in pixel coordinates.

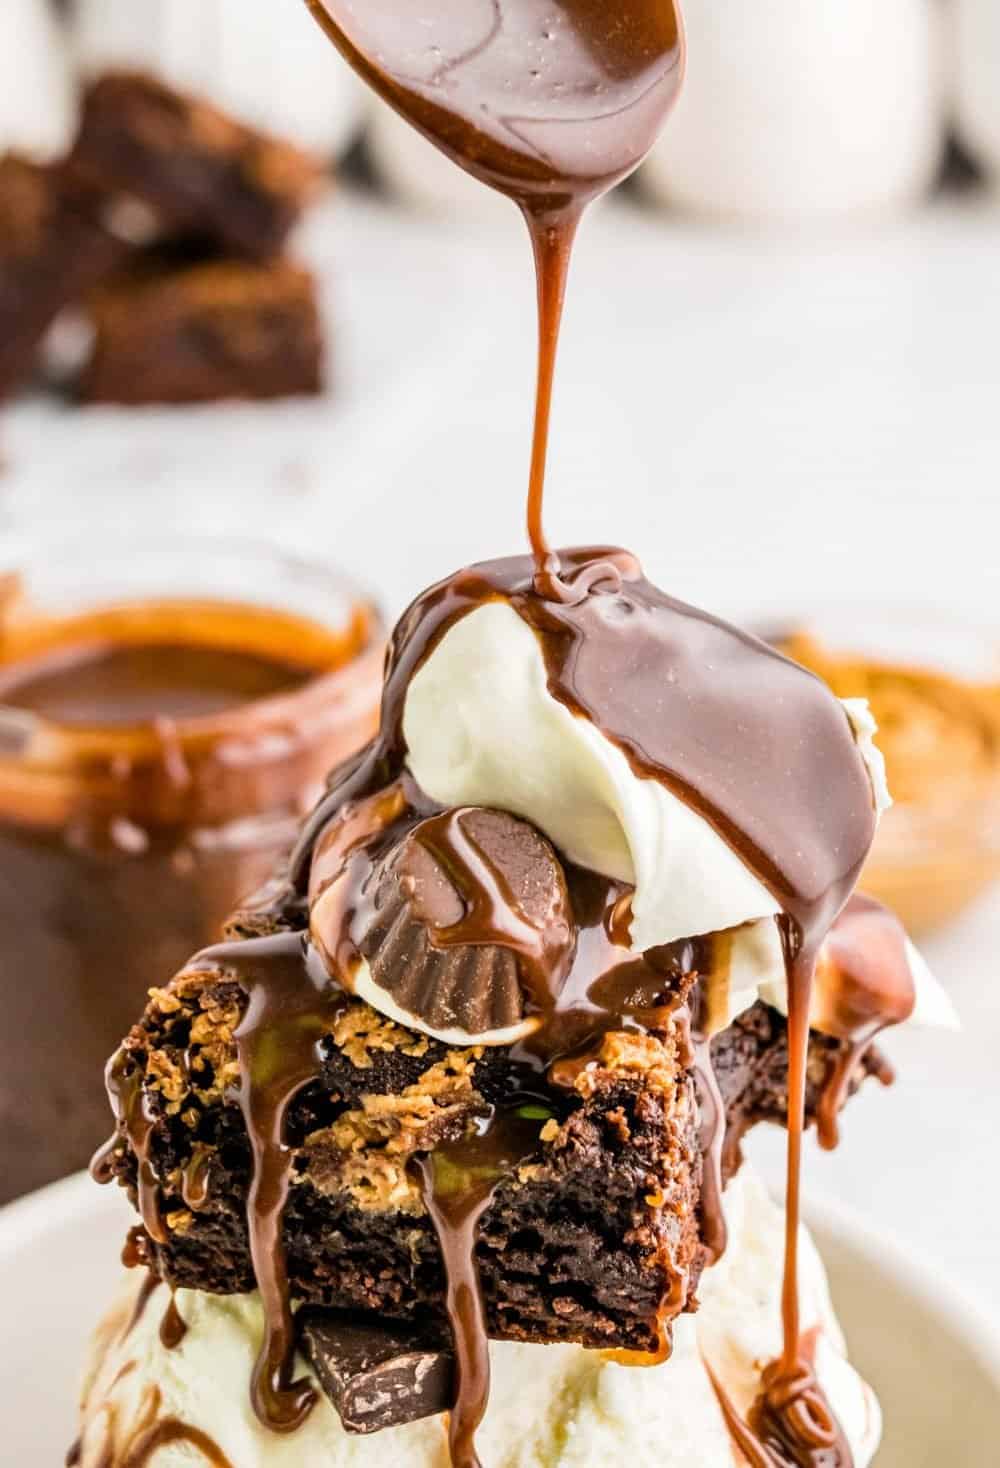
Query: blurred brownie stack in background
[{"left": 0, "top": 71, "right": 328, "bottom": 405}]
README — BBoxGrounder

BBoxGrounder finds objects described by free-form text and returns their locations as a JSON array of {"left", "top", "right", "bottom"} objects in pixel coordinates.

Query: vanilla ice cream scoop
[
  {"left": 401, "top": 600, "right": 951, "bottom": 1040},
  {"left": 72, "top": 1168, "right": 880, "bottom": 1468}
]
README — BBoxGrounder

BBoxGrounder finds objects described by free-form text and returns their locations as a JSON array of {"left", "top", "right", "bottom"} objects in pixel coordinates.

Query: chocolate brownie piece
[
  {"left": 99, "top": 901, "right": 878, "bottom": 1357},
  {"left": 67, "top": 72, "right": 322, "bottom": 260},
  {"left": 103, "top": 952, "right": 702, "bottom": 1357},
  {"left": 0, "top": 154, "right": 129, "bottom": 397},
  {"left": 79, "top": 258, "right": 324, "bottom": 405}
]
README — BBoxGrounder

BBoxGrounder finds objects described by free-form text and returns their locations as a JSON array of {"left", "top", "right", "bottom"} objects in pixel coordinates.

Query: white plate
[{"left": 1, "top": 1173, "right": 998, "bottom": 1464}]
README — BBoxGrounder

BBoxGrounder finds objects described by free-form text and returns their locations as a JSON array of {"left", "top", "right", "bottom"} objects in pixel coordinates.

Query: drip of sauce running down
[
  {"left": 225, "top": 932, "right": 349, "bottom": 1433},
  {"left": 121, "top": 1273, "right": 160, "bottom": 1344},
  {"left": 304, "top": 0, "right": 684, "bottom": 592},
  {"left": 415, "top": 1113, "right": 546, "bottom": 1468},
  {"left": 813, "top": 894, "right": 916, "bottom": 1151},
  {"left": 92, "top": 1062, "right": 168, "bottom": 1246},
  {"left": 160, "top": 1293, "right": 189, "bottom": 1351}
]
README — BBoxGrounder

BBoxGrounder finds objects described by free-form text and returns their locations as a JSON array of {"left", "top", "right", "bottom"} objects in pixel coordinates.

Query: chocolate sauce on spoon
[{"left": 304, "top": 0, "right": 684, "bottom": 589}]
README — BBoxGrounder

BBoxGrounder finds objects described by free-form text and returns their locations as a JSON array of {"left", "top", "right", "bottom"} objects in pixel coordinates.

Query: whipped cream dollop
[
  {"left": 73, "top": 1168, "right": 880, "bottom": 1468},
  {"left": 402, "top": 601, "right": 952, "bottom": 1039}
]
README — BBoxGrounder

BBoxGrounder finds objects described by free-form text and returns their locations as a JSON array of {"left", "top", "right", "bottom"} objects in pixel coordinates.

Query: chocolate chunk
[
  {"left": 358, "top": 807, "right": 575, "bottom": 1040},
  {"left": 298, "top": 1311, "right": 455, "bottom": 1435}
]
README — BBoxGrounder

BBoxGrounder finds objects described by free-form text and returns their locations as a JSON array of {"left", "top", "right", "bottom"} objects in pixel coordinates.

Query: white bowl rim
[{"left": 3, "top": 1171, "right": 999, "bottom": 1388}]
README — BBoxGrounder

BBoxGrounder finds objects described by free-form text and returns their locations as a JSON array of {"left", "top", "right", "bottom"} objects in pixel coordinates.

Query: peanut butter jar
[
  {"left": 779, "top": 613, "right": 1000, "bottom": 938},
  {"left": 0, "top": 535, "right": 383, "bottom": 1201}
]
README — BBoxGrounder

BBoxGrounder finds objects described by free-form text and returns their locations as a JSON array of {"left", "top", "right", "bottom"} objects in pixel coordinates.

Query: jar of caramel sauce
[{"left": 0, "top": 537, "right": 383, "bottom": 1201}]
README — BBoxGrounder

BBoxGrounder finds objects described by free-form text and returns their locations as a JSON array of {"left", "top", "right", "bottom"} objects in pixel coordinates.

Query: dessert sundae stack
[{"left": 72, "top": 548, "right": 954, "bottom": 1468}]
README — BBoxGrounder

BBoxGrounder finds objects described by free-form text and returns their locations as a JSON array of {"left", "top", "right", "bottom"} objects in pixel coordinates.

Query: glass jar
[
  {"left": 0, "top": 534, "right": 383, "bottom": 1201},
  {"left": 771, "top": 605, "right": 1000, "bottom": 939}
]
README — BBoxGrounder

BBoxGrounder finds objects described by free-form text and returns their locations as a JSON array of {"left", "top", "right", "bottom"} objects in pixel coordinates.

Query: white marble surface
[{"left": 1, "top": 186, "right": 998, "bottom": 1316}]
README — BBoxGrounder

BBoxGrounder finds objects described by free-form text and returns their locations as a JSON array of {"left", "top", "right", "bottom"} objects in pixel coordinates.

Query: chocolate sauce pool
[{"left": 0, "top": 642, "right": 312, "bottom": 725}]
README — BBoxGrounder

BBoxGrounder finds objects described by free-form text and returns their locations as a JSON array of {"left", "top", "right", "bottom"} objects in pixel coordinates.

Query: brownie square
[
  {"left": 99, "top": 892, "right": 875, "bottom": 1357},
  {"left": 79, "top": 258, "right": 324, "bottom": 405},
  {"left": 67, "top": 72, "right": 322, "bottom": 261},
  {"left": 0, "top": 154, "right": 129, "bottom": 398}
]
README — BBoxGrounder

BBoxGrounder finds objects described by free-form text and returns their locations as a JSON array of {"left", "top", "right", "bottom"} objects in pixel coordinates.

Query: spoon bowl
[{"left": 304, "top": 0, "right": 685, "bottom": 208}]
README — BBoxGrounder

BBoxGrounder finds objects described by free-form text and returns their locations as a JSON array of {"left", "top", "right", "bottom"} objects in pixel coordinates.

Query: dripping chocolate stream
[
  {"left": 120, "top": 1273, "right": 160, "bottom": 1344},
  {"left": 91, "top": 1062, "right": 167, "bottom": 1246},
  {"left": 304, "top": 0, "right": 683, "bottom": 590},
  {"left": 415, "top": 1111, "right": 556, "bottom": 1468},
  {"left": 194, "top": 931, "right": 348, "bottom": 1434},
  {"left": 736, "top": 895, "right": 917, "bottom": 1463}
]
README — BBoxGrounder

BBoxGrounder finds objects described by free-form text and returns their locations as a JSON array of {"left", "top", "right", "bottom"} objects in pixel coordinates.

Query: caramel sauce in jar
[{"left": 0, "top": 538, "right": 382, "bottom": 1201}]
